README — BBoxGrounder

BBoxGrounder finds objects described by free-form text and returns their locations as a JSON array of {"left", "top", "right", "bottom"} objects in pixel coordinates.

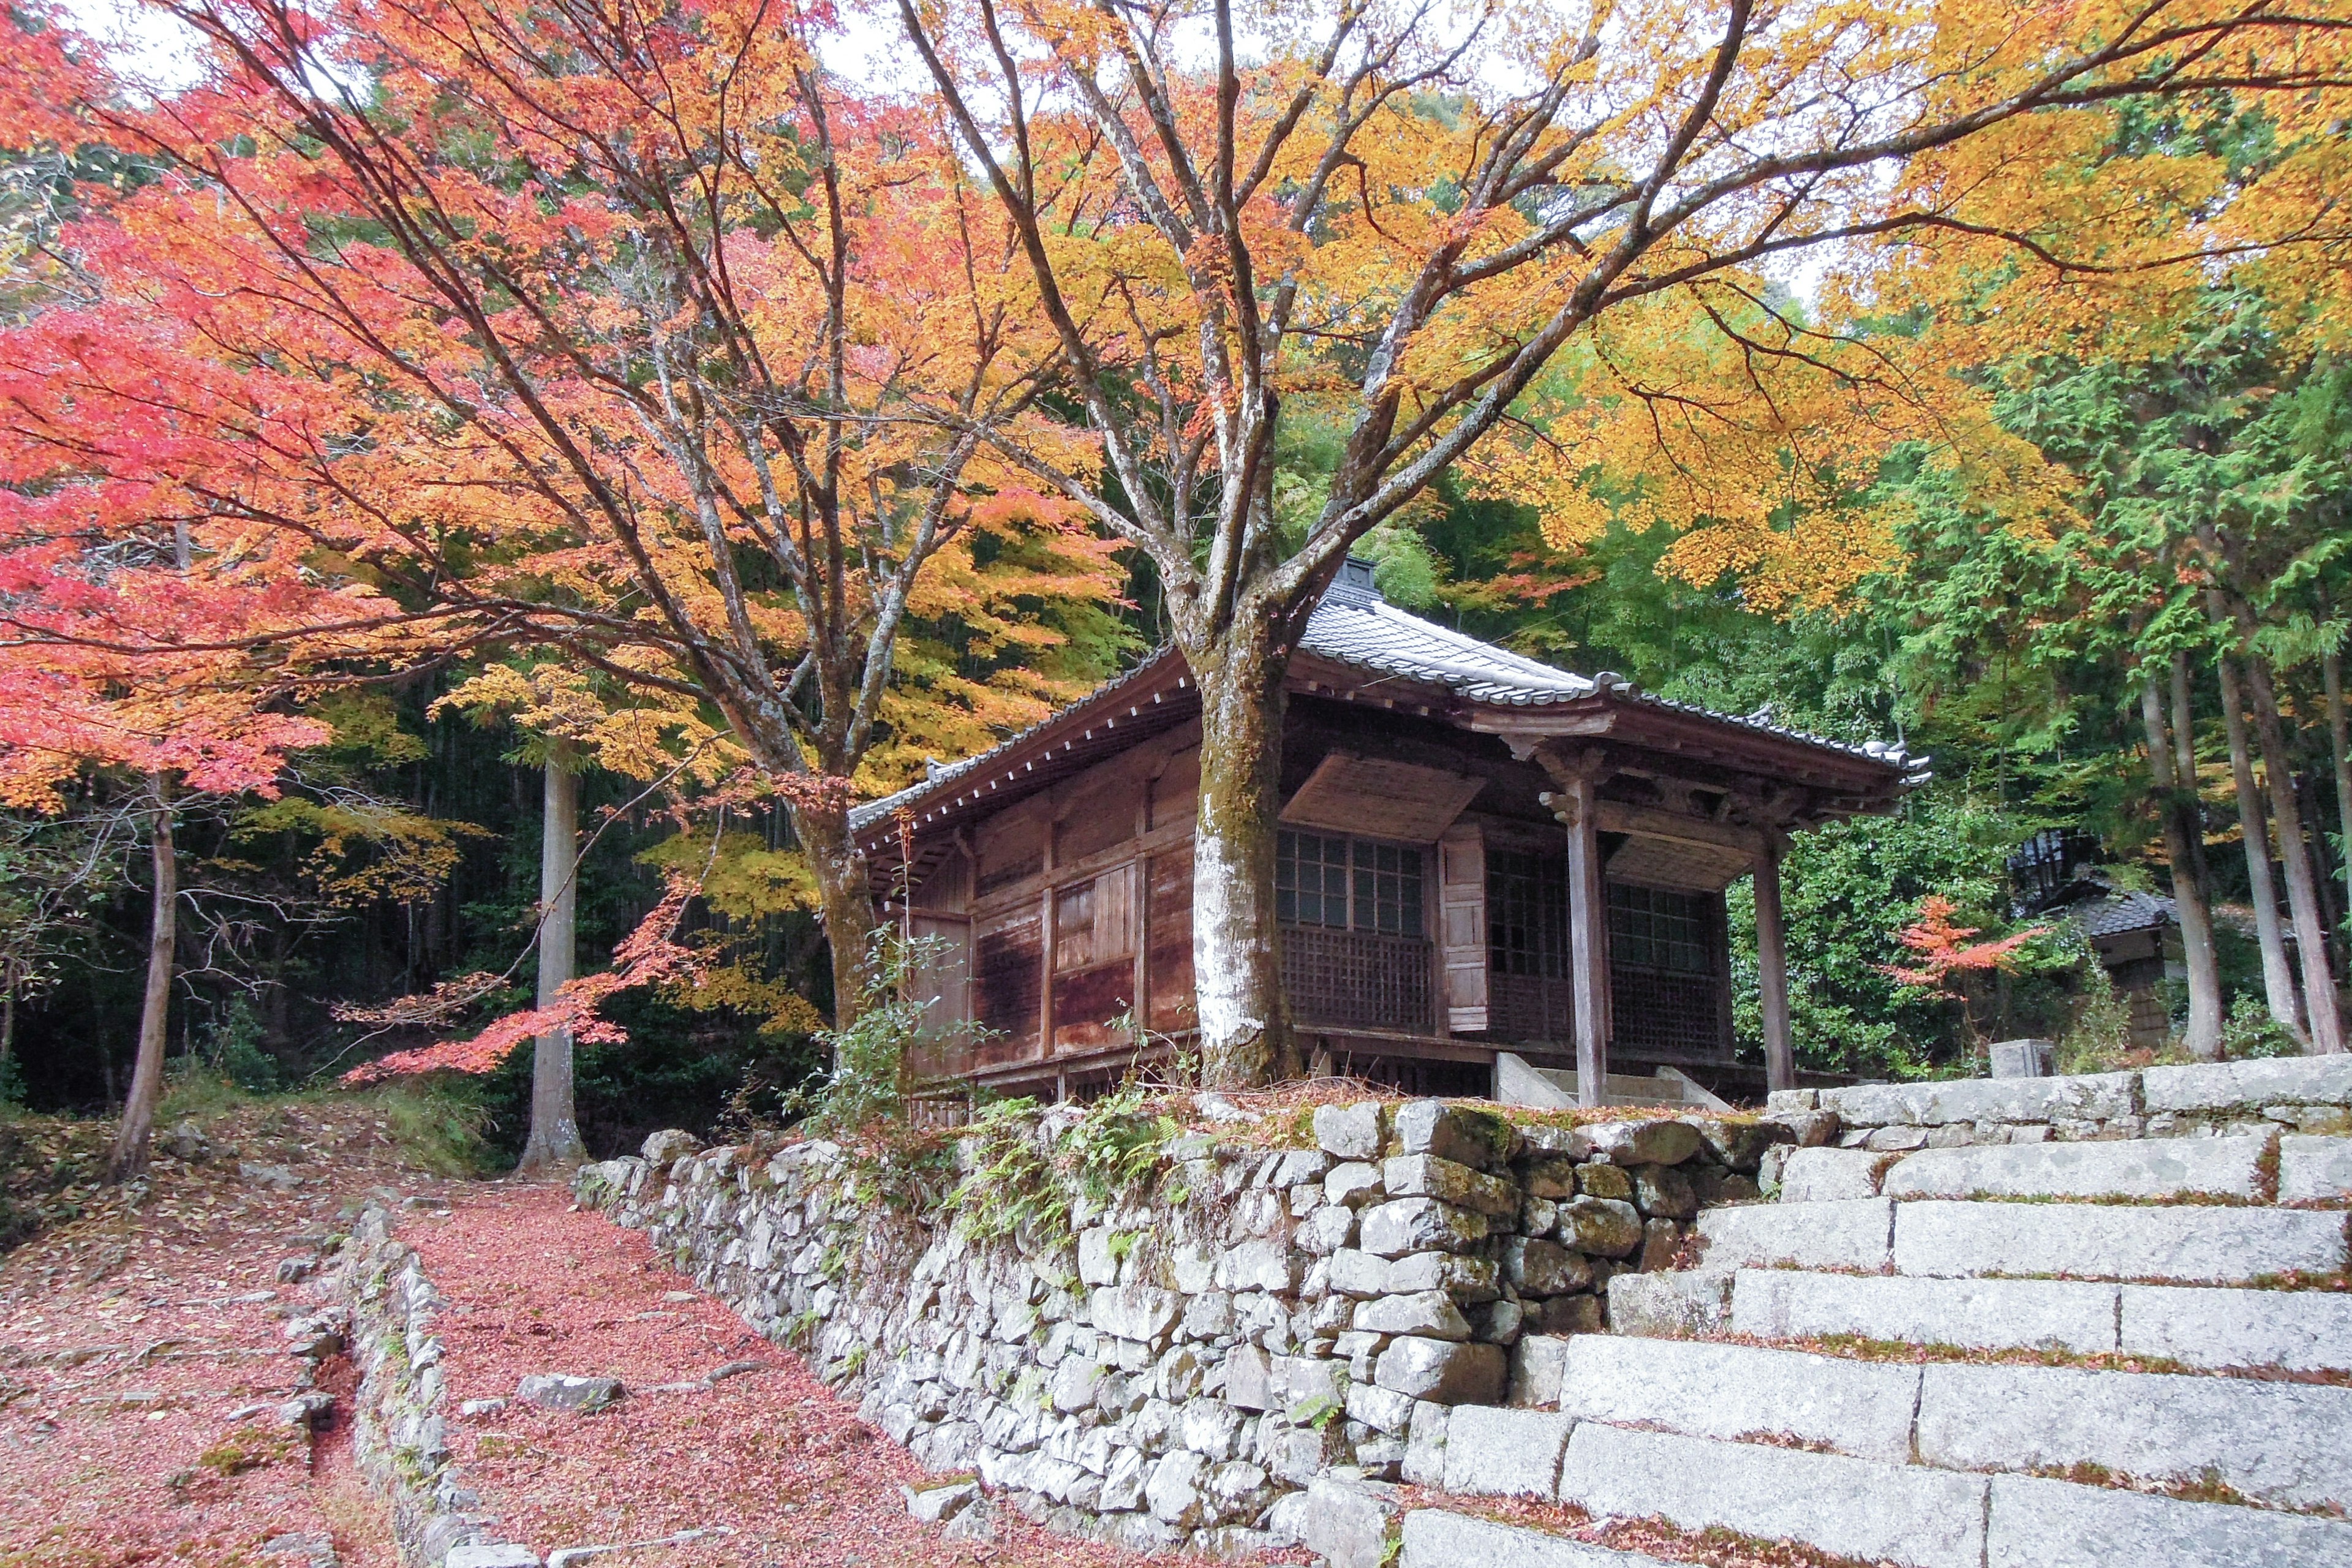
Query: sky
[{"left": 56, "top": 0, "right": 207, "bottom": 92}]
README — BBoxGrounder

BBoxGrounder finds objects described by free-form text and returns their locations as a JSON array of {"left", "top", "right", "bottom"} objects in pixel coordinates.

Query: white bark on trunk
[
  {"left": 2218, "top": 656, "right": 2305, "bottom": 1038},
  {"left": 2241, "top": 654, "right": 2347, "bottom": 1054},
  {"left": 517, "top": 747, "right": 586, "bottom": 1171},
  {"left": 1189, "top": 646, "right": 1294, "bottom": 1089},
  {"left": 2140, "top": 677, "right": 2223, "bottom": 1060},
  {"left": 108, "top": 776, "right": 176, "bottom": 1181}
]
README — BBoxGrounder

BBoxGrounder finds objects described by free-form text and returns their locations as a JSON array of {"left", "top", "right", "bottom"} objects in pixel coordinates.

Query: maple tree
[
  {"left": 0, "top": 549, "right": 344, "bottom": 1174},
  {"left": 1880, "top": 895, "right": 2052, "bottom": 1054},
  {"left": 0, "top": 0, "right": 1129, "bottom": 1060},
  {"left": 892, "top": 0, "right": 2351, "bottom": 1085}
]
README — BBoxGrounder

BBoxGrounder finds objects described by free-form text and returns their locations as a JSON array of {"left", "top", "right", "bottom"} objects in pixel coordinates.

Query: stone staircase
[{"left": 1394, "top": 1100, "right": 2352, "bottom": 1568}]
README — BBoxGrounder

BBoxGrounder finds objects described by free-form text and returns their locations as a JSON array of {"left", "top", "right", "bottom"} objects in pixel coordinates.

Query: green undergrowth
[{"left": 944, "top": 1082, "right": 1183, "bottom": 1243}]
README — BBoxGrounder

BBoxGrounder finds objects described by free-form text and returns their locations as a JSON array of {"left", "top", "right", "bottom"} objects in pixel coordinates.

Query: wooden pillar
[
  {"left": 1754, "top": 831, "right": 1796, "bottom": 1093},
  {"left": 1559, "top": 775, "right": 1610, "bottom": 1107}
]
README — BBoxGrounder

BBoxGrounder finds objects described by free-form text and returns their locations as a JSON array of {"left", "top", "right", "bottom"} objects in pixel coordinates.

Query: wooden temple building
[{"left": 853, "top": 560, "right": 1923, "bottom": 1106}]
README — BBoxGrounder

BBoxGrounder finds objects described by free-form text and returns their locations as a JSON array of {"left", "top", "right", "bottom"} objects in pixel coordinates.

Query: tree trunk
[
  {"left": 2328, "top": 647, "right": 2352, "bottom": 948},
  {"left": 2218, "top": 655, "right": 2306, "bottom": 1038},
  {"left": 1189, "top": 638, "right": 1298, "bottom": 1089},
  {"left": 2139, "top": 676, "right": 2223, "bottom": 1060},
  {"left": 2240, "top": 652, "right": 2347, "bottom": 1054},
  {"left": 516, "top": 746, "right": 586, "bottom": 1172},
  {"left": 797, "top": 799, "right": 878, "bottom": 1035},
  {"left": 1, "top": 965, "right": 16, "bottom": 1094},
  {"left": 107, "top": 775, "right": 177, "bottom": 1182}
]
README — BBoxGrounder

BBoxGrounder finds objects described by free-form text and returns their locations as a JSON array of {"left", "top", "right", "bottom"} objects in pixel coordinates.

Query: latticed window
[
  {"left": 1277, "top": 831, "right": 1423, "bottom": 936},
  {"left": 1487, "top": 850, "right": 1567, "bottom": 978},
  {"left": 1607, "top": 883, "right": 1713, "bottom": 974},
  {"left": 1277, "top": 830, "right": 1351, "bottom": 927}
]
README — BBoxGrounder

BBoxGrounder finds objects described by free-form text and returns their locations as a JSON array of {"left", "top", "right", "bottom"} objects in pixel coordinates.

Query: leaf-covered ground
[
  {"left": 0, "top": 1101, "right": 1229, "bottom": 1567},
  {"left": 0, "top": 1099, "right": 426, "bottom": 1568},
  {"left": 408, "top": 1186, "right": 1221, "bottom": 1565}
]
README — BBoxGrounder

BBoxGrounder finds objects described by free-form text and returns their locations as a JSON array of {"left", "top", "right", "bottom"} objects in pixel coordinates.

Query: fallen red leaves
[
  {"left": 0, "top": 1102, "right": 431, "bottom": 1568},
  {"left": 401, "top": 1184, "right": 1247, "bottom": 1566}
]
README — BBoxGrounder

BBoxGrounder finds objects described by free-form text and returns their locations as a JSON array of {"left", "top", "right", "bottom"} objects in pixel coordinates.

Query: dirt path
[
  {"left": 402, "top": 1185, "right": 1193, "bottom": 1566},
  {"left": 0, "top": 1102, "right": 437, "bottom": 1568},
  {"left": 0, "top": 1106, "right": 1211, "bottom": 1568}
]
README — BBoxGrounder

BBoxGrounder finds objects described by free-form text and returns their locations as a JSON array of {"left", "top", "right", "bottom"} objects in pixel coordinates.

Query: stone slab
[
  {"left": 1732, "top": 1268, "right": 2119, "bottom": 1354},
  {"left": 2141, "top": 1057, "right": 2352, "bottom": 1115},
  {"left": 1557, "top": 1423, "right": 1988, "bottom": 1568},
  {"left": 1985, "top": 1472, "right": 2352, "bottom": 1568},
  {"left": 2117, "top": 1283, "right": 2352, "bottom": 1373},
  {"left": 1778, "top": 1147, "right": 1904, "bottom": 1202},
  {"left": 1693, "top": 1198, "right": 1893, "bottom": 1272},
  {"left": 1604, "top": 1270, "right": 1731, "bottom": 1338},
  {"left": 1819, "top": 1072, "right": 2139, "bottom": 1129},
  {"left": 1374, "top": 1337, "right": 1504, "bottom": 1404},
  {"left": 1917, "top": 1361, "right": 2352, "bottom": 1511},
  {"left": 1287, "top": 1476, "right": 1398, "bottom": 1568},
  {"left": 1439, "top": 1406, "right": 1574, "bottom": 1498},
  {"left": 1880, "top": 1134, "right": 2273, "bottom": 1203},
  {"left": 2280, "top": 1135, "right": 2352, "bottom": 1204},
  {"left": 1891, "top": 1199, "right": 2348, "bottom": 1284},
  {"left": 1556, "top": 1335, "right": 1920, "bottom": 1464},
  {"left": 1399, "top": 1510, "right": 1681, "bottom": 1568}
]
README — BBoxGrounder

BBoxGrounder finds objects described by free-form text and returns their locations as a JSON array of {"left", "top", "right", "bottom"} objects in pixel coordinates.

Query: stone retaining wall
[
  {"left": 336, "top": 1200, "right": 530, "bottom": 1568},
  {"left": 1774, "top": 1055, "right": 2352, "bottom": 1152},
  {"left": 573, "top": 1099, "right": 1809, "bottom": 1555}
]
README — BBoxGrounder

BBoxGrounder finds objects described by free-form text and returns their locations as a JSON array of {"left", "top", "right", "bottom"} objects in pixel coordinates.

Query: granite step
[
  {"left": 1549, "top": 1333, "right": 1920, "bottom": 1463},
  {"left": 1890, "top": 1198, "right": 2348, "bottom": 1284},
  {"left": 1405, "top": 1482, "right": 2352, "bottom": 1568},
  {"left": 1985, "top": 1472, "right": 2352, "bottom": 1568},
  {"left": 1506, "top": 1325, "right": 2352, "bottom": 1513},
  {"left": 2117, "top": 1281, "right": 2352, "bottom": 1371},
  {"left": 1396, "top": 1510, "right": 1692, "bottom": 1568},
  {"left": 1730, "top": 1267, "right": 2120, "bottom": 1354},
  {"left": 1691, "top": 1197, "right": 1892, "bottom": 1272},
  {"left": 1555, "top": 1423, "right": 1987, "bottom": 1568},
  {"left": 1727, "top": 1265, "right": 2352, "bottom": 1370},
  {"left": 1915, "top": 1359, "right": 2352, "bottom": 1512},
  {"left": 1879, "top": 1131, "right": 2277, "bottom": 1203}
]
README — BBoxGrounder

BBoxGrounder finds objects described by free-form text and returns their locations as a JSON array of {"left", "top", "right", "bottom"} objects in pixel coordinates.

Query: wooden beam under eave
[{"left": 1593, "top": 799, "right": 1765, "bottom": 854}]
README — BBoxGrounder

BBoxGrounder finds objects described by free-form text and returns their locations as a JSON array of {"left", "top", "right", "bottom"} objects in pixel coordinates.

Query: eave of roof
[{"left": 850, "top": 583, "right": 1924, "bottom": 839}]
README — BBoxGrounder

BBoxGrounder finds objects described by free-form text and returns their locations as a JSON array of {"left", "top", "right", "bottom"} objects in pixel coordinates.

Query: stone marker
[{"left": 1988, "top": 1038, "right": 2054, "bottom": 1079}]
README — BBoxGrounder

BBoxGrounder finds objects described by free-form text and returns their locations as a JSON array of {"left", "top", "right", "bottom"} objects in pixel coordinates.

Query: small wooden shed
[{"left": 853, "top": 560, "right": 1921, "bottom": 1104}]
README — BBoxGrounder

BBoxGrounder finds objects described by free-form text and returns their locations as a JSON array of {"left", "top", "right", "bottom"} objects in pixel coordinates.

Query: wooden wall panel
[
  {"left": 1148, "top": 747, "right": 1200, "bottom": 834},
  {"left": 1439, "top": 821, "right": 1488, "bottom": 1032},
  {"left": 1147, "top": 847, "right": 1195, "bottom": 1034},
  {"left": 973, "top": 905, "right": 1042, "bottom": 1059}
]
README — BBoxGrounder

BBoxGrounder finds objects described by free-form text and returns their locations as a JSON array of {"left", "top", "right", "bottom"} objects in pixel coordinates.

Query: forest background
[{"left": 2, "top": 0, "right": 2350, "bottom": 1166}]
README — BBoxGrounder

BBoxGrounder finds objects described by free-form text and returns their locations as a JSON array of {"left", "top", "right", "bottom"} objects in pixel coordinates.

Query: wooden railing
[{"left": 1282, "top": 924, "right": 1434, "bottom": 1034}]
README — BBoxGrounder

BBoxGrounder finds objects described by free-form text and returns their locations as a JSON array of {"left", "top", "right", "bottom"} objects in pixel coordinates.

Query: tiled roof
[
  {"left": 1299, "top": 578, "right": 1597, "bottom": 704},
  {"left": 2067, "top": 887, "right": 2177, "bottom": 939},
  {"left": 851, "top": 569, "right": 1923, "bottom": 832}
]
